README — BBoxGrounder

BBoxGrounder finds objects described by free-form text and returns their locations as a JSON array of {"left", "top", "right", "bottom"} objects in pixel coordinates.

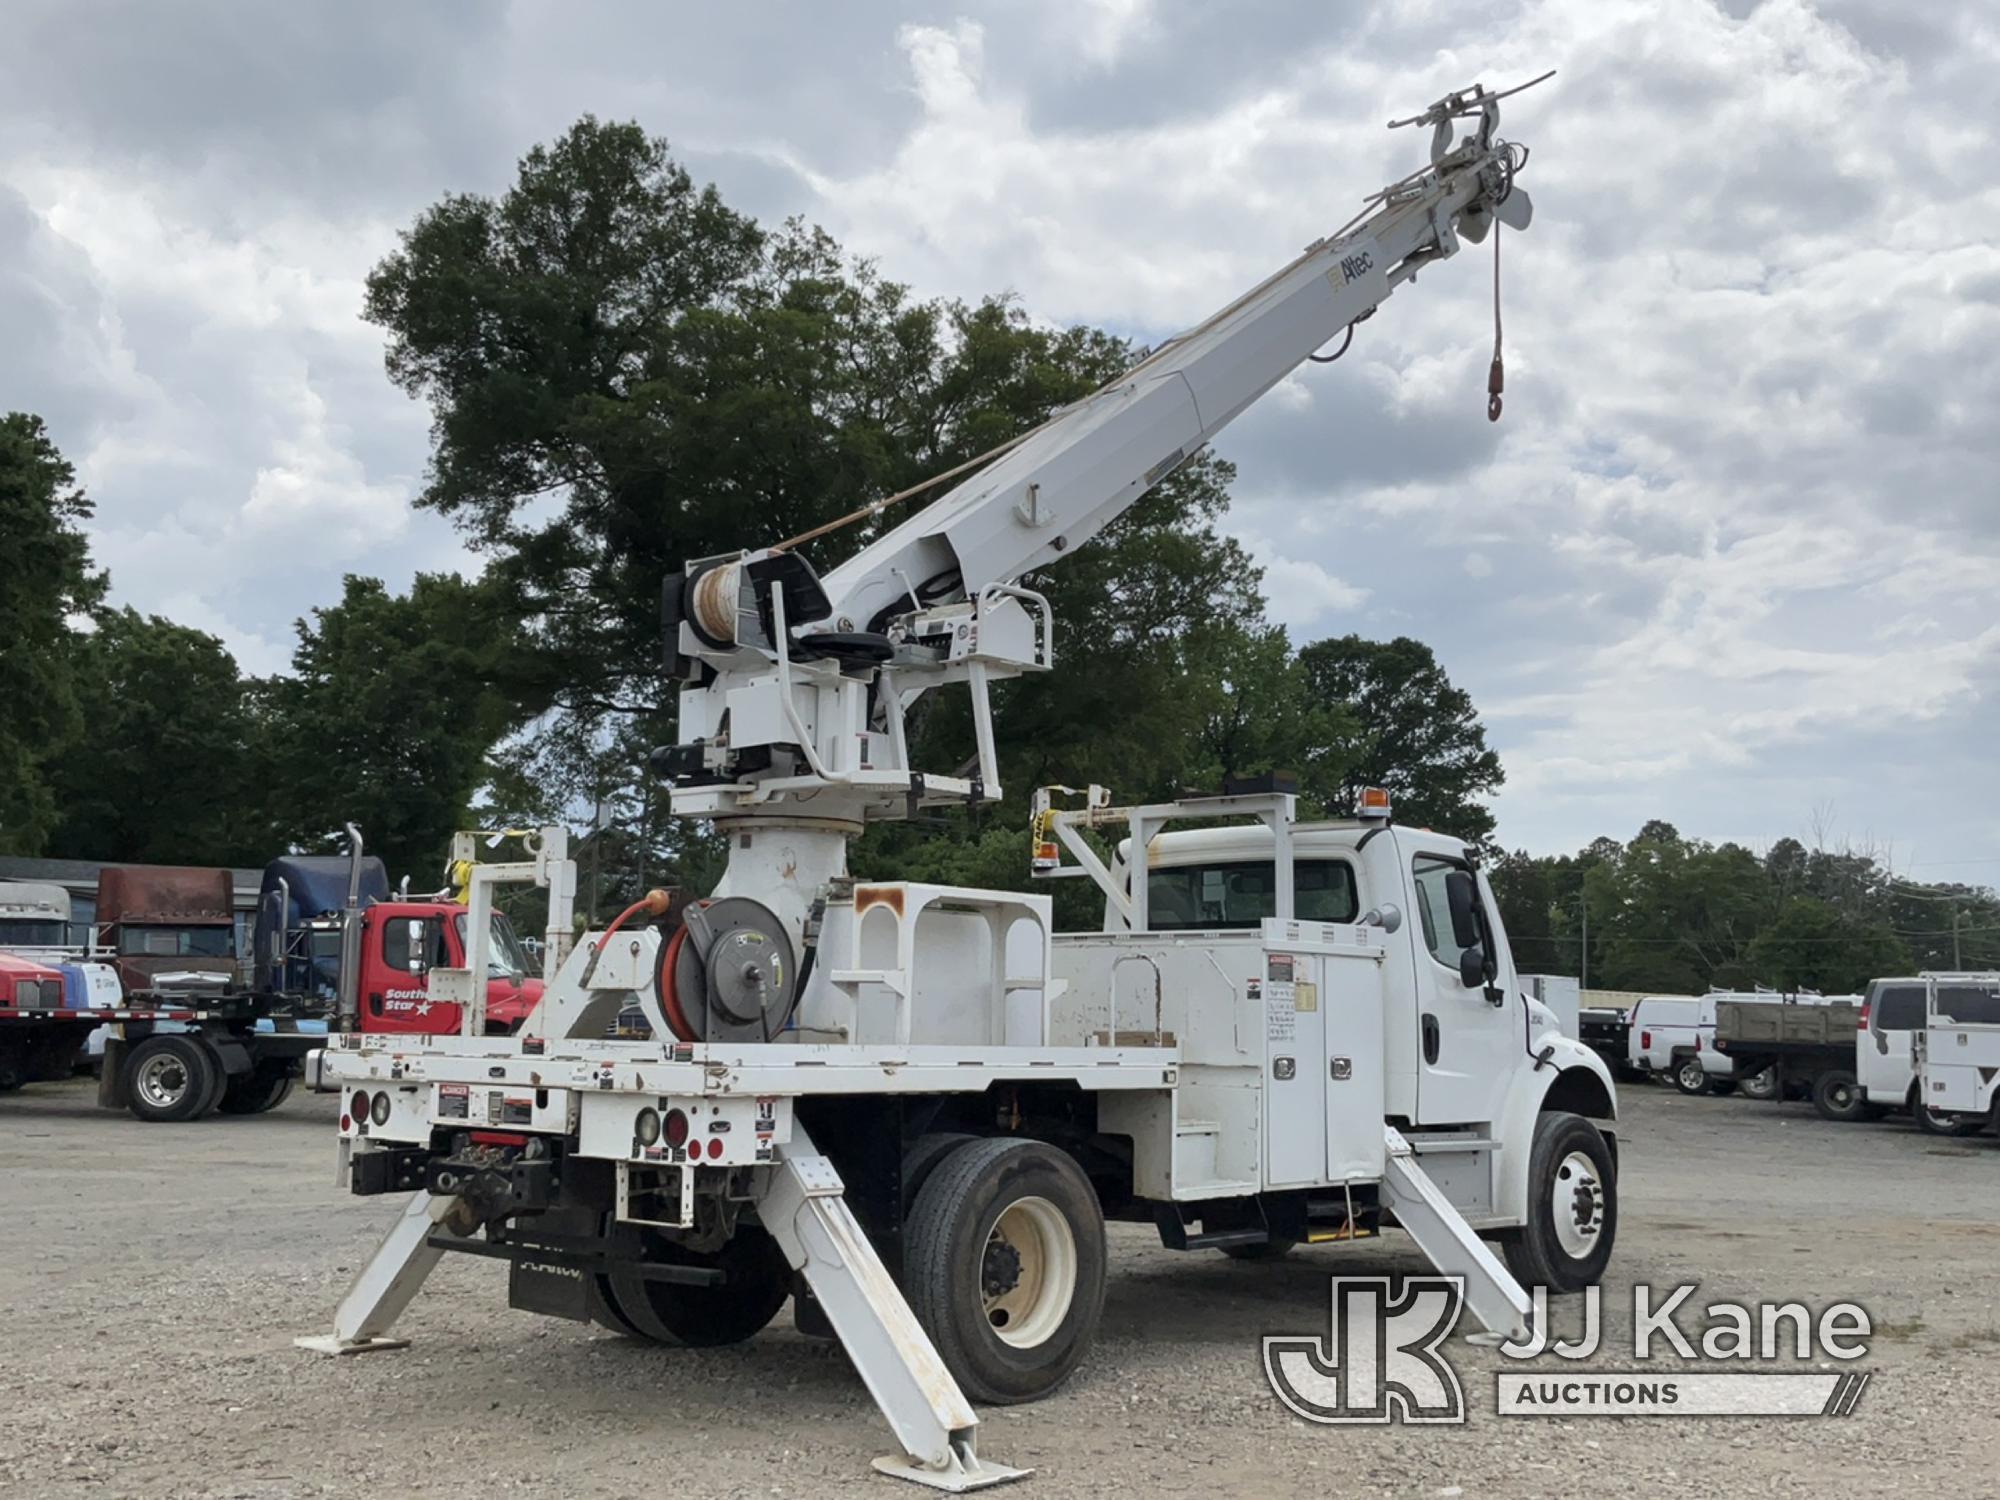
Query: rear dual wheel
[
  {"left": 599, "top": 1220, "right": 792, "bottom": 1347},
  {"left": 217, "top": 1065, "right": 294, "bottom": 1115},
  {"left": 1811, "top": 1069, "right": 1869, "bottom": 1123},
  {"left": 903, "top": 1136, "right": 1107, "bottom": 1405}
]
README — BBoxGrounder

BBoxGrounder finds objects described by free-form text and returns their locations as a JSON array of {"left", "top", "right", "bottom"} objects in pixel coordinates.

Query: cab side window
[
  {"left": 381, "top": 917, "right": 451, "bottom": 974},
  {"left": 1935, "top": 984, "right": 2000, "bottom": 1025},
  {"left": 1411, "top": 855, "right": 1467, "bottom": 971}
]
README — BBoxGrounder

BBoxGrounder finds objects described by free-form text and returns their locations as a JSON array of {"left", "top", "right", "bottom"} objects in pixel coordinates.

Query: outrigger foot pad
[
  {"left": 293, "top": 1334, "right": 410, "bottom": 1355},
  {"left": 871, "top": 1443, "right": 1031, "bottom": 1492}
]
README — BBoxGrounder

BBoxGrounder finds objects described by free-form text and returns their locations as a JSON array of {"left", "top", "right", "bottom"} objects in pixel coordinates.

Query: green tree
[
  {"left": 1747, "top": 896, "right": 1909, "bottom": 994},
  {"left": 1294, "top": 635, "right": 1502, "bottom": 842},
  {"left": 0, "top": 414, "right": 106, "bottom": 852},
  {"left": 44, "top": 609, "right": 273, "bottom": 864},
  {"left": 266, "top": 573, "right": 527, "bottom": 880}
]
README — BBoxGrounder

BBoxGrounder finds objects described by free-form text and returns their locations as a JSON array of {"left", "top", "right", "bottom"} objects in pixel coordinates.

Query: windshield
[
  {"left": 119, "top": 924, "right": 233, "bottom": 958},
  {"left": 455, "top": 912, "right": 532, "bottom": 980},
  {"left": 0, "top": 918, "right": 67, "bottom": 947},
  {"left": 1146, "top": 859, "right": 1358, "bottom": 931}
]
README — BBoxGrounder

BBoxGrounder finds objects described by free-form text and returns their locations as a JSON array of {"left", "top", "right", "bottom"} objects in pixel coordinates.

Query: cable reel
[{"left": 656, "top": 897, "right": 800, "bottom": 1043}]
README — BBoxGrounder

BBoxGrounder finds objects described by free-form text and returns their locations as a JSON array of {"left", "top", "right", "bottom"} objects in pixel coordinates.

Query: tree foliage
[
  {"left": 1295, "top": 636, "right": 1502, "bottom": 844},
  {"left": 1490, "top": 821, "right": 1929, "bottom": 995},
  {"left": 44, "top": 609, "right": 273, "bottom": 865},
  {"left": 0, "top": 413, "right": 106, "bottom": 853},
  {"left": 263, "top": 573, "right": 528, "bottom": 879}
]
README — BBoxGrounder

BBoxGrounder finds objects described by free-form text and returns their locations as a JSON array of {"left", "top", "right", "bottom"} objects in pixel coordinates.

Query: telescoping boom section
[{"left": 304, "top": 79, "right": 1617, "bottom": 1494}]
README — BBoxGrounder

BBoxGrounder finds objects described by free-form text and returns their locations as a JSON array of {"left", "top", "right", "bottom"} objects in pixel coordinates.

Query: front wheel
[
  {"left": 1673, "top": 1057, "right": 1710, "bottom": 1095},
  {"left": 1500, "top": 1112, "right": 1617, "bottom": 1294},
  {"left": 1812, "top": 1069, "right": 1868, "bottom": 1122},
  {"left": 904, "top": 1137, "right": 1107, "bottom": 1405}
]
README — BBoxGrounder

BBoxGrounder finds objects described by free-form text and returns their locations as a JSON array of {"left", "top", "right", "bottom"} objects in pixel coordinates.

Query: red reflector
[
  {"left": 663, "top": 1109, "right": 689, "bottom": 1148},
  {"left": 470, "top": 1130, "right": 529, "bottom": 1147},
  {"left": 340, "top": 1115, "right": 352, "bottom": 1131},
  {"left": 707, "top": 1136, "right": 724, "bottom": 1159},
  {"left": 1859, "top": 1004, "right": 1871, "bottom": 1031}
]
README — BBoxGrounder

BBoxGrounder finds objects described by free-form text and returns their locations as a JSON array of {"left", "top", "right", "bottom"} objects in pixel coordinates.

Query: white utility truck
[
  {"left": 303, "top": 79, "right": 1618, "bottom": 1491},
  {"left": 1914, "top": 971, "right": 2000, "bottom": 1136}
]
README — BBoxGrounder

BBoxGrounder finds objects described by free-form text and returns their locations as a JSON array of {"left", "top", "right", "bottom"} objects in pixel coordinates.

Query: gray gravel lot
[{"left": 3, "top": 1079, "right": 1997, "bottom": 1498}]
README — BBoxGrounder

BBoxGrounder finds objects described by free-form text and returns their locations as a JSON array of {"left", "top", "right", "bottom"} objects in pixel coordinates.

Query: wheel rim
[
  {"left": 1828, "top": 1081, "right": 1854, "bottom": 1110},
  {"left": 1679, "top": 1060, "right": 1704, "bottom": 1089},
  {"left": 1551, "top": 1150, "right": 1604, "bottom": 1260},
  {"left": 135, "top": 1052, "right": 191, "bottom": 1110},
  {"left": 981, "top": 1196, "right": 1077, "bottom": 1349},
  {"left": 1745, "top": 1068, "right": 1774, "bottom": 1097}
]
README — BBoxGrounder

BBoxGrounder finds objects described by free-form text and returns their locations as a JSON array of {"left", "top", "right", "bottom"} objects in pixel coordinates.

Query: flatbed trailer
[{"left": 1712, "top": 1000, "right": 1869, "bottom": 1121}]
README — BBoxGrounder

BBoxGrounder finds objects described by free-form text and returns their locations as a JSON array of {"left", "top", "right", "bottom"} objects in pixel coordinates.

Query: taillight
[
  {"left": 1641, "top": 1031, "right": 1652, "bottom": 1049},
  {"left": 1695, "top": 1035, "right": 1702, "bottom": 1052},
  {"left": 663, "top": 1108, "right": 689, "bottom": 1148},
  {"left": 707, "top": 1136, "right": 724, "bottom": 1160},
  {"left": 351, "top": 1089, "right": 371, "bottom": 1122},
  {"left": 1859, "top": 1003, "right": 1872, "bottom": 1031}
]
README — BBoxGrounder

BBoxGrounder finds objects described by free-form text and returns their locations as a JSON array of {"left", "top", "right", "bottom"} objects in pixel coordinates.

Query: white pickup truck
[{"left": 1626, "top": 995, "right": 1719, "bottom": 1094}]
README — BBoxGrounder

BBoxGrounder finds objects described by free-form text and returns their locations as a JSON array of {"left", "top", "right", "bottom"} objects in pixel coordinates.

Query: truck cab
[
  {"left": 255, "top": 854, "right": 540, "bottom": 1035},
  {"left": 1109, "top": 818, "right": 1578, "bottom": 1132},
  {"left": 0, "top": 881, "right": 73, "bottom": 955},
  {"left": 95, "top": 866, "right": 238, "bottom": 995},
  {"left": 361, "top": 902, "right": 541, "bottom": 1034},
  {"left": 1858, "top": 976, "right": 1928, "bottom": 1113}
]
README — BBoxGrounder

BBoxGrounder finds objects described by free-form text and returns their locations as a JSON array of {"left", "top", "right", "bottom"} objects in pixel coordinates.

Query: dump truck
[
  {"left": 1711, "top": 998, "right": 1868, "bottom": 1120},
  {"left": 304, "top": 80, "right": 1613, "bottom": 1490}
]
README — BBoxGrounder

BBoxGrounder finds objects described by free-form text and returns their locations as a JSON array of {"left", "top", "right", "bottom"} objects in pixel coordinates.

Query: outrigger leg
[
  {"left": 295, "top": 1188, "right": 466, "bottom": 1355},
  {"left": 756, "top": 1127, "right": 1028, "bottom": 1492},
  {"left": 1380, "top": 1126, "right": 1534, "bottom": 1343}
]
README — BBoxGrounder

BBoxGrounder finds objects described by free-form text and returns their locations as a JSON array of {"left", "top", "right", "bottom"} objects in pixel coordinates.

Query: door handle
[{"left": 1421, "top": 1013, "right": 1440, "bottom": 1065}]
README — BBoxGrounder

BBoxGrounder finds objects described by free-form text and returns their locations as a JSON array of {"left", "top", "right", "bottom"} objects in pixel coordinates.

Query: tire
[
  {"left": 603, "top": 1221, "right": 791, "bottom": 1347},
  {"left": 1710, "top": 1080, "right": 1737, "bottom": 1097},
  {"left": 1737, "top": 1067, "right": 1779, "bottom": 1102},
  {"left": 1499, "top": 1111, "right": 1617, "bottom": 1294},
  {"left": 1672, "top": 1056, "right": 1710, "bottom": 1095},
  {"left": 217, "top": 1066, "right": 293, "bottom": 1115},
  {"left": 902, "top": 1132, "right": 978, "bottom": 1204},
  {"left": 125, "top": 1036, "right": 216, "bottom": 1123},
  {"left": 1811, "top": 1069, "right": 1868, "bottom": 1123},
  {"left": 904, "top": 1136, "right": 1107, "bottom": 1405},
  {"left": 1220, "top": 1238, "right": 1297, "bottom": 1262},
  {"left": 1914, "top": 1097, "right": 1986, "bottom": 1137}
]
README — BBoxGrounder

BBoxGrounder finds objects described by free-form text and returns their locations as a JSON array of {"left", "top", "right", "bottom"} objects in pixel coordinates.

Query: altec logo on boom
[{"left": 1264, "top": 1279, "right": 1874, "bottom": 1425}]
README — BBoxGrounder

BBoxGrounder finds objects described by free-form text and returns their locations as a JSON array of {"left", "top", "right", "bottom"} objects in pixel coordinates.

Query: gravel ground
[{"left": 3, "top": 1078, "right": 1998, "bottom": 1498}]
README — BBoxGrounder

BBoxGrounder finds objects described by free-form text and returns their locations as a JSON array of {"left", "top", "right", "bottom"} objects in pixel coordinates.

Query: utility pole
[
  {"left": 588, "top": 786, "right": 604, "bottom": 923},
  {"left": 1580, "top": 898, "right": 1589, "bottom": 990},
  {"left": 1953, "top": 906, "right": 1962, "bottom": 970}
]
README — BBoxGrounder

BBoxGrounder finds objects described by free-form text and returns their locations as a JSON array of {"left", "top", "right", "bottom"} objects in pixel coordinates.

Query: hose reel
[{"left": 656, "top": 896, "right": 800, "bottom": 1043}]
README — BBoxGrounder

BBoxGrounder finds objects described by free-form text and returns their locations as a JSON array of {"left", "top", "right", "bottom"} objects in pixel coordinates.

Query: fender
[{"left": 1490, "top": 1007, "right": 1619, "bottom": 1226}]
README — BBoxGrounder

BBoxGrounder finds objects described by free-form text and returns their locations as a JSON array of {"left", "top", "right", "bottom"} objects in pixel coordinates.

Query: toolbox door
[{"left": 1262, "top": 950, "right": 1326, "bottom": 1187}]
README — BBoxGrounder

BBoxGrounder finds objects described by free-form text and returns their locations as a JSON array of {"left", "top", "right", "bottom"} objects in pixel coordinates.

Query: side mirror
[
  {"left": 404, "top": 919, "right": 428, "bottom": 975},
  {"left": 1458, "top": 944, "right": 1487, "bottom": 990},
  {"left": 1443, "top": 870, "right": 1482, "bottom": 948}
]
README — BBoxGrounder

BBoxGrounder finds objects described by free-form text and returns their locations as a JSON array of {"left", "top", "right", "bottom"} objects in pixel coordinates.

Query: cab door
[{"left": 1403, "top": 838, "right": 1520, "bottom": 1128}]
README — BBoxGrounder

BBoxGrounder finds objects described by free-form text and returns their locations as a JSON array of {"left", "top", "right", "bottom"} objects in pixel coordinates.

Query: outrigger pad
[
  {"left": 292, "top": 1334, "right": 409, "bottom": 1356},
  {"left": 870, "top": 1448, "right": 1031, "bottom": 1493}
]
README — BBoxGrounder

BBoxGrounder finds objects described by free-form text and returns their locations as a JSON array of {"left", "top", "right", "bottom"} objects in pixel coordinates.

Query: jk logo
[{"left": 1262, "top": 1276, "right": 1467, "bottom": 1425}]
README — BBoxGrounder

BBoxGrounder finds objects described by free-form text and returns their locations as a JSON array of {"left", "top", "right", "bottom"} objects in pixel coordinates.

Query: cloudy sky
[{"left": 4, "top": 0, "right": 1997, "bottom": 871}]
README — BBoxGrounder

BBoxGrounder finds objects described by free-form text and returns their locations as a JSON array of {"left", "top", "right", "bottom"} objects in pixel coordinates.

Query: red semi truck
[{"left": 1, "top": 836, "right": 546, "bottom": 1121}]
